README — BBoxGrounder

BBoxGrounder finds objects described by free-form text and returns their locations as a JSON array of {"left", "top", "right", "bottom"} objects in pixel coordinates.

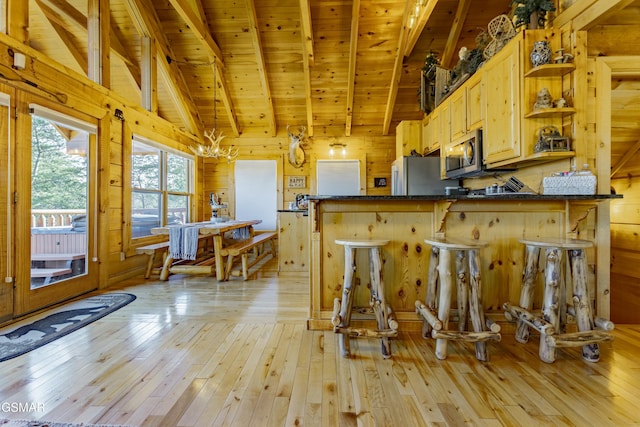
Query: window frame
[{"left": 129, "top": 135, "right": 194, "bottom": 243}]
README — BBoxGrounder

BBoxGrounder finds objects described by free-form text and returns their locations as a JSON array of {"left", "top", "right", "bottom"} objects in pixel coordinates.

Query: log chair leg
[
  {"left": 370, "top": 246, "right": 391, "bottom": 358},
  {"left": 570, "top": 248, "right": 600, "bottom": 362},
  {"left": 455, "top": 250, "right": 469, "bottom": 332},
  {"left": 435, "top": 248, "right": 453, "bottom": 360},
  {"left": 159, "top": 255, "right": 174, "bottom": 281},
  {"left": 516, "top": 245, "right": 540, "bottom": 343},
  {"left": 337, "top": 246, "right": 356, "bottom": 358},
  {"left": 540, "top": 248, "right": 561, "bottom": 363},
  {"left": 241, "top": 253, "right": 249, "bottom": 280},
  {"left": 423, "top": 246, "right": 440, "bottom": 338},
  {"left": 468, "top": 248, "right": 488, "bottom": 362}
]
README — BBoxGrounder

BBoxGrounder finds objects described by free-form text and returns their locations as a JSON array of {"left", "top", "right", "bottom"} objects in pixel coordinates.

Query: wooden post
[
  {"left": 516, "top": 245, "right": 540, "bottom": 343},
  {"left": 369, "top": 246, "right": 392, "bottom": 358},
  {"left": 540, "top": 248, "right": 562, "bottom": 363},
  {"left": 456, "top": 250, "right": 469, "bottom": 332},
  {"left": 435, "top": 248, "right": 453, "bottom": 360},
  {"left": 468, "top": 248, "right": 488, "bottom": 361},
  {"left": 336, "top": 246, "right": 356, "bottom": 358},
  {"left": 570, "top": 248, "right": 600, "bottom": 362}
]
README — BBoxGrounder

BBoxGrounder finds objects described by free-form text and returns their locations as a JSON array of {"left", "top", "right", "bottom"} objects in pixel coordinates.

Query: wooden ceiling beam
[
  {"left": 125, "top": 0, "right": 203, "bottom": 137},
  {"left": 611, "top": 138, "right": 640, "bottom": 177},
  {"left": 345, "top": 0, "right": 360, "bottom": 137},
  {"left": 404, "top": 0, "right": 439, "bottom": 57},
  {"left": 440, "top": 0, "right": 470, "bottom": 69},
  {"left": 382, "top": 0, "right": 412, "bottom": 135},
  {"left": 299, "top": 0, "right": 314, "bottom": 66},
  {"left": 555, "top": 0, "right": 636, "bottom": 30},
  {"left": 35, "top": 0, "right": 141, "bottom": 86},
  {"left": 166, "top": 0, "right": 224, "bottom": 66},
  {"left": 245, "top": 0, "right": 275, "bottom": 136},
  {"left": 34, "top": 0, "right": 88, "bottom": 74}
]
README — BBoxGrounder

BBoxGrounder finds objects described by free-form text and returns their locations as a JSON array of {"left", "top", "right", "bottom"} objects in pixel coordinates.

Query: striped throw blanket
[{"left": 168, "top": 225, "right": 200, "bottom": 260}]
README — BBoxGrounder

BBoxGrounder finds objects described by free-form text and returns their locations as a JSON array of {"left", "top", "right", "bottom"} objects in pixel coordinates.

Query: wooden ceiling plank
[
  {"left": 611, "top": 138, "right": 640, "bottom": 177},
  {"left": 345, "top": 0, "right": 360, "bottom": 137},
  {"left": 125, "top": 0, "right": 203, "bottom": 137},
  {"left": 382, "top": 0, "right": 412, "bottom": 135},
  {"left": 167, "top": 0, "right": 224, "bottom": 65},
  {"left": 245, "top": 0, "right": 275, "bottom": 136},
  {"left": 568, "top": 0, "right": 636, "bottom": 30},
  {"left": 440, "top": 0, "right": 471, "bottom": 69},
  {"left": 299, "top": 0, "right": 314, "bottom": 66},
  {"left": 404, "top": 0, "right": 439, "bottom": 57},
  {"left": 35, "top": 0, "right": 88, "bottom": 74},
  {"left": 36, "top": 0, "right": 141, "bottom": 87}
]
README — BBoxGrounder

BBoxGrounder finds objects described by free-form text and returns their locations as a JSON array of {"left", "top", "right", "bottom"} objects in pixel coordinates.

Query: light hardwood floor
[{"left": 0, "top": 258, "right": 639, "bottom": 426}]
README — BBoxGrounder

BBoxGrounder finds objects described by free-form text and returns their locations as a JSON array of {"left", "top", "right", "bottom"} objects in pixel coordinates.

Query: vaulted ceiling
[{"left": 26, "top": 0, "right": 512, "bottom": 139}]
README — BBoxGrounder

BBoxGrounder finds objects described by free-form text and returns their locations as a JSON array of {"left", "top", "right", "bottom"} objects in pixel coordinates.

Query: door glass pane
[{"left": 30, "top": 116, "right": 88, "bottom": 289}]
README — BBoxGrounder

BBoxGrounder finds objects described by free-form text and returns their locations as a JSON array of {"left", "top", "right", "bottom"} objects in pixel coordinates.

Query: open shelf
[
  {"left": 524, "top": 107, "right": 576, "bottom": 118},
  {"left": 524, "top": 63, "right": 575, "bottom": 78}
]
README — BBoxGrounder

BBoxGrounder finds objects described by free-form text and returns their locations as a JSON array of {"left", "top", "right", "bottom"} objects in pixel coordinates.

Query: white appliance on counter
[{"left": 391, "top": 156, "right": 461, "bottom": 195}]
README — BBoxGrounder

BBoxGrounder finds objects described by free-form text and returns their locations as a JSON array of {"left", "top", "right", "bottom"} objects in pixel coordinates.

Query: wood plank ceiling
[{"left": 26, "top": 0, "right": 512, "bottom": 139}]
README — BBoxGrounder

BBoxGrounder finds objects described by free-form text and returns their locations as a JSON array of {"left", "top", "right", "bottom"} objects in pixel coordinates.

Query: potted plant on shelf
[{"left": 510, "top": 0, "right": 556, "bottom": 29}]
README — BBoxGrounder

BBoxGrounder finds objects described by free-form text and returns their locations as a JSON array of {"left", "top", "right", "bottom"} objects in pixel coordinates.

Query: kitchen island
[{"left": 307, "top": 194, "right": 620, "bottom": 331}]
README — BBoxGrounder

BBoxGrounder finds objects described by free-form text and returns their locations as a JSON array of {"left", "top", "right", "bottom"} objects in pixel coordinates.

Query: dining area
[{"left": 142, "top": 218, "right": 277, "bottom": 282}]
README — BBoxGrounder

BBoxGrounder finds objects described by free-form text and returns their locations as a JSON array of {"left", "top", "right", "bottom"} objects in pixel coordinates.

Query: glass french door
[{"left": 15, "top": 101, "right": 98, "bottom": 315}]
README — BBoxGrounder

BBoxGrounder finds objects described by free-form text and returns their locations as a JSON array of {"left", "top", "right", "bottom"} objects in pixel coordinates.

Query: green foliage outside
[{"left": 31, "top": 117, "right": 87, "bottom": 210}]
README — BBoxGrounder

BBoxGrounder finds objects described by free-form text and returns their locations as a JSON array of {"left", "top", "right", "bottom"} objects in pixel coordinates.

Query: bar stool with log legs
[
  {"left": 415, "top": 237, "right": 501, "bottom": 362},
  {"left": 331, "top": 238, "right": 398, "bottom": 359},
  {"left": 503, "top": 238, "right": 614, "bottom": 363}
]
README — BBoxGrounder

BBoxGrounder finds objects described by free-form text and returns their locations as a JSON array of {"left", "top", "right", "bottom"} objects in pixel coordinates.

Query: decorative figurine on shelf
[
  {"left": 530, "top": 40, "right": 552, "bottom": 67},
  {"left": 533, "top": 87, "right": 553, "bottom": 110},
  {"left": 554, "top": 48, "right": 574, "bottom": 64},
  {"left": 534, "top": 125, "right": 570, "bottom": 153},
  {"left": 554, "top": 97, "right": 568, "bottom": 108}
]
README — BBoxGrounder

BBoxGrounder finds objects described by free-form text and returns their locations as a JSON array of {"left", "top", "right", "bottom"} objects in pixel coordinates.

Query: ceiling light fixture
[
  {"left": 190, "top": 57, "right": 239, "bottom": 163},
  {"left": 329, "top": 142, "right": 347, "bottom": 156}
]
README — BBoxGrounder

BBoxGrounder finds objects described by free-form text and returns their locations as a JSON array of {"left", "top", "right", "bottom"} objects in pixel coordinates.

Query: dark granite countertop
[
  {"left": 307, "top": 194, "right": 622, "bottom": 201},
  {"left": 278, "top": 209, "right": 309, "bottom": 215}
]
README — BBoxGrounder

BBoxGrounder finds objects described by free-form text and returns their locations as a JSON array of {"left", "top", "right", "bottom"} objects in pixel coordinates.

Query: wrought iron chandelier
[{"left": 190, "top": 58, "right": 239, "bottom": 162}]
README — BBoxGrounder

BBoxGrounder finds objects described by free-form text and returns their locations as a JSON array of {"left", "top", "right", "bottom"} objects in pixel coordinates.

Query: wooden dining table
[{"left": 151, "top": 219, "right": 261, "bottom": 281}]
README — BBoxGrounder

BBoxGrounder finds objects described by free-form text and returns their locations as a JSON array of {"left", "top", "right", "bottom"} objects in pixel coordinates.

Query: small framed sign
[
  {"left": 288, "top": 176, "right": 306, "bottom": 189},
  {"left": 374, "top": 177, "right": 387, "bottom": 188}
]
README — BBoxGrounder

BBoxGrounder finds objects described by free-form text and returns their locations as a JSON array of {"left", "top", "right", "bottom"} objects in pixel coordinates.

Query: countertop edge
[{"left": 307, "top": 194, "right": 622, "bottom": 201}]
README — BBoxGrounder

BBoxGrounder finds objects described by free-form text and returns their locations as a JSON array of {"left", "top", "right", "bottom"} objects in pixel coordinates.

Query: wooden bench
[
  {"left": 136, "top": 241, "right": 170, "bottom": 278},
  {"left": 136, "top": 235, "right": 215, "bottom": 279},
  {"left": 30, "top": 268, "right": 72, "bottom": 285},
  {"left": 220, "top": 232, "right": 277, "bottom": 280}
]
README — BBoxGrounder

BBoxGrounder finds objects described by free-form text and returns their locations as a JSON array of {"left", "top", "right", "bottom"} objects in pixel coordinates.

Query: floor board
[{"left": 0, "top": 259, "right": 638, "bottom": 426}]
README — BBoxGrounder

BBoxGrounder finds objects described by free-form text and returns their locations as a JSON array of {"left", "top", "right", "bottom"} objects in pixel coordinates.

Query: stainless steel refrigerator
[{"left": 391, "top": 156, "right": 460, "bottom": 195}]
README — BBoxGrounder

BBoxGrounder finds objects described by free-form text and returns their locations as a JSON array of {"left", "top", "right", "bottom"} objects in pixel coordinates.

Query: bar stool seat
[
  {"left": 331, "top": 238, "right": 398, "bottom": 359},
  {"left": 503, "top": 238, "right": 614, "bottom": 363},
  {"left": 415, "top": 237, "right": 501, "bottom": 362}
]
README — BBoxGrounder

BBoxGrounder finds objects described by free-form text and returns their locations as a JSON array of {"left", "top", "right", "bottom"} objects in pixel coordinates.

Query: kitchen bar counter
[{"left": 307, "top": 195, "right": 615, "bottom": 331}]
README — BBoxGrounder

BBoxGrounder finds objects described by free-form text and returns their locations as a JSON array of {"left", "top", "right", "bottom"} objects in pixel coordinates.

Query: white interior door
[{"left": 234, "top": 160, "right": 277, "bottom": 231}]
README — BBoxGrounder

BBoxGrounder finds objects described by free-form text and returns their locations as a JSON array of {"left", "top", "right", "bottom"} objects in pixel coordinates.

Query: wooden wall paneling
[{"left": 0, "top": 88, "right": 12, "bottom": 322}]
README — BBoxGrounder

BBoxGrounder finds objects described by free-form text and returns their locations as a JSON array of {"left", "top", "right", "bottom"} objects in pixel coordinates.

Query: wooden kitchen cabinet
[
  {"left": 278, "top": 211, "right": 309, "bottom": 272},
  {"left": 466, "top": 73, "right": 482, "bottom": 130},
  {"left": 483, "top": 29, "right": 576, "bottom": 168},
  {"left": 396, "top": 120, "right": 422, "bottom": 158}
]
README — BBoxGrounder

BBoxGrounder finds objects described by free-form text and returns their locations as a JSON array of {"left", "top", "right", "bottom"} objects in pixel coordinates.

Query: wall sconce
[{"left": 329, "top": 142, "right": 347, "bottom": 156}]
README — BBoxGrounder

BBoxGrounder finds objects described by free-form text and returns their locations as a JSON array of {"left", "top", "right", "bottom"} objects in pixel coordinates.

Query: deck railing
[{"left": 31, "top": 209, "right": 85, "bottom": 228}]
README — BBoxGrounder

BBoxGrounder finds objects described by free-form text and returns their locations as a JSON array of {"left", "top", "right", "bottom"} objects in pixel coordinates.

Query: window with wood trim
[{"left": 131, "top": 137, "right": 193, "bottom": 238}]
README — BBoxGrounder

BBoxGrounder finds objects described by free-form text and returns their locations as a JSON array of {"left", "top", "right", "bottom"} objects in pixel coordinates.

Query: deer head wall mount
[{"left": 287, "top": 125, "right": 306, "bottom": 168}]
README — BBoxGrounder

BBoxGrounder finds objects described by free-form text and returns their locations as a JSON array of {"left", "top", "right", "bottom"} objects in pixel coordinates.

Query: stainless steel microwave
[{"left": 444, "top": 129, "right": 483, "bottom": 179}]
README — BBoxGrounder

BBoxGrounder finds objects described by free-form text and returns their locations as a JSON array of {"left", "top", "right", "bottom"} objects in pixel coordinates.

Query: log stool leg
[
  {"left": 369, "top": 246, "right": 392, "bottom": 358},
  {"left": 456, "top": 250, "right": 469, "bottom": 333},
  {"left": 467, "top": 248, "right": 488, "bottom": 362},
  {"left": 421, "top": 246, "right": 440, "bottom": 338},
  {"left": 570, "top": 248, "right": 600, "bottom": 362},
  {"left": 435, "top": 247, "right": 453, "bottom": 360},
  {"left": 540, "top": 247, "right": 562, "bottom": 363},
  {"left": 337, "top": 246, "right": 357, "bottom": 358},
  {"left": 516, "top": 245, "right": 541, "bottom": 343}
]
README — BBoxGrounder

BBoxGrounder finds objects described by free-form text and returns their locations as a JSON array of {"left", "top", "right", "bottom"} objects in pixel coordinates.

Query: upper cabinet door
[{"left": 482, "top": 39, "right": 522, "bottom": 165}]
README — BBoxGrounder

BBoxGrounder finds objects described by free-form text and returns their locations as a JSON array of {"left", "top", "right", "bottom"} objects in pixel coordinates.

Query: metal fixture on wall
[
  {"left": 190, "top": 58, "right": 239, "bottom": 162},
  {"left": 329, "top": 142, "right": 347, "bottom": 156}
]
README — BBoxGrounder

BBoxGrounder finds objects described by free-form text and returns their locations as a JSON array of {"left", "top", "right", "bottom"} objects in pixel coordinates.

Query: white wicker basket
[{"left": 542, "top": 175, "right": 597, "bottom": 195}]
